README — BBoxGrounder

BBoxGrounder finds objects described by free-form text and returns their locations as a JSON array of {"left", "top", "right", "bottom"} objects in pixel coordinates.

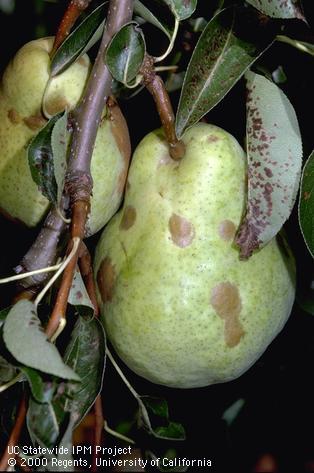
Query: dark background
[{"left": 0, "top": 1, "right": 314, "bottom": 472}]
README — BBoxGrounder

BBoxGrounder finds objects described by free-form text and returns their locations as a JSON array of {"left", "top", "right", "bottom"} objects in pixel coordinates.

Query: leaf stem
[
  {"left": 34, "top": 237, "right": 80, "bottom": 309},
  {"left": 154, "top": 18, "right": 179, "bottom": 63},
  {"left": 0, "top": 263, "right": 62, "bottom": 285},
  {"left": 104, "top": 420, "right": 135, "bottom": 444}
]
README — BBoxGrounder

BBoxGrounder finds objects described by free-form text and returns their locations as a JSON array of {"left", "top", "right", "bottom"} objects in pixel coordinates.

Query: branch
[
  {"left": 141, "top": 55, "right": 185, "bottom": 161},
  {"left": 14, "top": 201, "right": 68, "bottom": 291},
  {"left": 92, "top": 395, "right": 104, "bottom": 472},
  {"left": 46, "top": 0, "right": 134, "bottom": 340},
  {"left": 52, "top": 0, "right": 93, "bottom": 56}
]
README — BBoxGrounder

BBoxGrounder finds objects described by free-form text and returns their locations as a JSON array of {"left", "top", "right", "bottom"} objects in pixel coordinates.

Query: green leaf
[
  {"left": 246, "top": 0, "right": 304, "bottom": 20},
  {"left": 106, "top": 22, "right": 146, "bottom": 85},
  {"left": 296, "top": 286, "right": 314, "bottom": 315},
  {"left": 277, "top": 35, "right": 314, "bottom": 57},
  {"left": 51, "top": 112, "right": 70, "bottom": 207},
  {"left": 138, "top": 396, "right": 185, "bottom": 440},
  {"left": 0, "top": 355, "right": 17, "bottom": 384},
  {"left": 165, "top": 71, "right": 185, "bottom": 92},
  {"left": 222, "top": 398, "right": 245, "bottom": 426},
  {"left": 60, "top": 316, "right": 106, "bottom": 427},
  {"left": 162, "top": 0, "right": 197, "bottom": 20},
  {"left": 175, "top": 7, "right": 275, "bottom": 138},
  {"left": 21, "top": 367, "right": 54, "bottom": 403},
  {"left": 28, "top": 114, "right": 61, "bottom": 204},
  {"left": 68, "top": 268, "right": 95, "bottom": 317},
  {"left": 3, "top": 300, "right": 80, "bottom": 380},
  {"left": 299, "top": 150, "right": 314, "bottom": 257},
  {"left": 141, "top": 396, "right": 169, "bottom": 419},
  {"left": 154, "top": 422, "right": 186, "bottom": 440},
  {"left": 27, "top": 397, "right": 60, "bottom": 448},
  {"left": 0, "top": 306, "right": 10, "bottom": 329},
  {"left": 50, "top": 2, "right": 106, "bottom": 76},
  {"left": 134, "top": 0, "right": 171, "bottom": 38},
  {"left": 236, "top": 71, "right": 303, "bottom": 259}
]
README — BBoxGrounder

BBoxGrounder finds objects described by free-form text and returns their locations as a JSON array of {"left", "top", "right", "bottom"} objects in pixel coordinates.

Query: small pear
[
  {"left": 0, "top": 37, "right": 130, "bottom": 234},
  {"left": 94, "top": 123, "right": 295, "bottom": 388}
]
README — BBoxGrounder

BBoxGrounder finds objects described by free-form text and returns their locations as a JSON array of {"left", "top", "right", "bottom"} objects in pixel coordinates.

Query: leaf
[
  {"left": 42, "top": 417, "right": 76, "bottom": 471},
  {"left": 21, "top": 367, "right": 54, "bottom": 403},
  {"left": 165, "top": 71, "right": 185, "bottom": 92},
  {"left": 59, "top": 316, "right": 106, "bottom": 427},
  {"left": 134, "top": 0, "right": 171, "bottom": 39},
  {"left": 246, "top": 0, "right": 304, "bottom": 20},
  {"left": 68, "top": 268, "right": 95, "bottom": 317},
  {"left": 28, "top": 114, "right": 61, "bottom": 204},
  {"left": 175, "top": 7, "right": 275, "bottom": 138},
  {"left": 299, "top": 150, "right": 314, "bottom": 257},
  {"left": 162, "top": 0, "right": 197, "bottom": 20},
  {"left": 51, "top": 112, "right": 70, "bottom": 206},
  {"left": 106, "top": 22, "right": 146, "bottom": 85},
  {"left": 222, "top": 398, "right": 245, "bottom": 426},
  {"left": 296, "top": 286, "right": 314, "bottom": 315},
  {"left": 0, "top": 306, "right": 10, "bottom": 329},
  {"left": 50, "top": 2, "right": 106, "bottom": 76},
  {"left": 0, "top": 355, "right": 17, "bottom": 383},
  {"left": 138, "top": 396, "right": 186, "bottom": 440},
  {"left": 27, "top": 397, "right": 60, "bottom": 448},
  {"left": 236, "top": 71, "right": 302, "bottom": 259},
  {"left": 3, "top": 300, "right": 80, "bottom": 380}
]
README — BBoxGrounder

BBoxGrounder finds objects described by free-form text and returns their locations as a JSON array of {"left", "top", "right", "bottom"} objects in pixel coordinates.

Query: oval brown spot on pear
[
  {"left": 218, "top": 220, "right": 236, "bottom": 241},
  {"left": 44, "top": 97, "right": 70, "bottom": 117},
  {"left": 97, "top": 257, "right": 116, "bottom": 304},
  {"left": 169, "top": 213, "right": 195, "bottom": 248},
  {"left": 120, "top": 206, "right": 136, "bottom": 230},
  {"left": 210, "top": 282, "right": 245, "bottom": 347},
  {"left": 24, "top": 114, "right": 47, "bottom": 131},
  {"left": 8, "top": 108, "right": 21, "bottom": 124}
]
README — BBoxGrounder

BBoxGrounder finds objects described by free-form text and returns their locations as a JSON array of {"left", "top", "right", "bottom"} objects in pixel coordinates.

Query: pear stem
[
  {"left": 51, "top": 0, "right": 93, "bottom": 56},
  {"left": 141, "top": 54, "right": 185, "bottom": 161}
]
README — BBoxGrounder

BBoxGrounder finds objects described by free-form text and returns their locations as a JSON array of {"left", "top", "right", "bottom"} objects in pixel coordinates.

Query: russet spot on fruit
[
  {"left": 0, "top": 37, "right": 131, "bottom": 235},
  {"left": 94, "top": 123, "right": 296, "bottom": 389}
]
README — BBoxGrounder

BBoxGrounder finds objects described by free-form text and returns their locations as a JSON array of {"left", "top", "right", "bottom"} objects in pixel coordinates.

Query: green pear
[
  {"left": 0, "top": 37, "right": 131, "bottom": 235},
  {"left": 94, "top": 123, "right": 296, "bottom": 389}
]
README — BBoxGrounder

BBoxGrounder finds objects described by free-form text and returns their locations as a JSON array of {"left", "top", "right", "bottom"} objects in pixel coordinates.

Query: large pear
[
  {"left": 94, "top": 123, "right": 296, "bottom": 388},
  {"left": 0, "top": 37, "right": 130, "bottom": 235}
]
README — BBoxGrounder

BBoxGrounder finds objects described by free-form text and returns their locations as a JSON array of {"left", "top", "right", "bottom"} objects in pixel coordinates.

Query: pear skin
[
  {"left": 0, "top": 38, "right": 131, "bottom": 234},
  {"left": 94, "top": 123, "right": 295, "bottom": 388}
]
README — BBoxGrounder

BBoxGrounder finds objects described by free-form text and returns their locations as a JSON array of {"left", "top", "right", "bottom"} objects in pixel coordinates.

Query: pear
[
  {"left": 94, "top": 123, "right": 296, "bottom": 389},
  {"left": 0, "top": 37, "right": 130, "bottom": 235}
]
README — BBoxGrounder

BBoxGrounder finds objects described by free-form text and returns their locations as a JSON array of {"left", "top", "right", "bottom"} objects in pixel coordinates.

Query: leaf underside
[{"left": 236, "top": 71, "right": 303, "bottom": 259}]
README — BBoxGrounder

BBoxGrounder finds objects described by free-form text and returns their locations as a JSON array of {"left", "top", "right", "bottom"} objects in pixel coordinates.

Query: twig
[
  {"left": 52, "top": 0, "right": 93, "bottom": 56},
  {"left": 48, "top": 0, "right": 134, "bottom": 345},
  {"left": 14, "top": 203, "right": 68, "bottom": 290},
  {"left": 140, "top": 54, "right": 185, "bottom": 161},
  {"left": 0, "top": 397, "right": 27, "bottom": 472}
]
